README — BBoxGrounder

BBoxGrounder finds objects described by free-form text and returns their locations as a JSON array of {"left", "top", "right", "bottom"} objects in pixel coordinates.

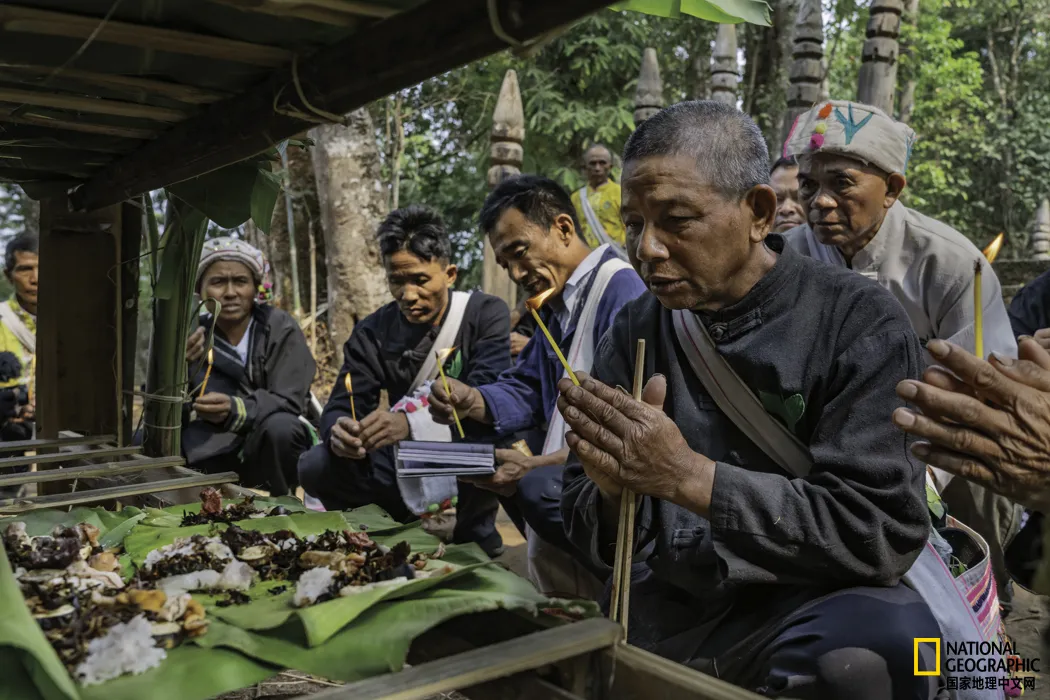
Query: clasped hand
[
  {"left": 556, "top": 372, "right": 706, "bottom": 503},
  {"left": 330, "top": 410, "right": 410, "bottom": 459}
]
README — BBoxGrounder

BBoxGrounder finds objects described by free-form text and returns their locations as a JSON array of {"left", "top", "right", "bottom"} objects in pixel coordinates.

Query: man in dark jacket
[
  {"left": 184, "top": 237, "right": 316, "bottom": 496},
  {"left": 299, "top": 206, "right": 510, "bottom": 556},
  {"left": 1008, "top": 269, "right": 1050, "bottom": 347}
]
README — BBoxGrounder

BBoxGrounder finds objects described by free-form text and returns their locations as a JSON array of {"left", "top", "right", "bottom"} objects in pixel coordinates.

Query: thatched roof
[{"left": 0, "top": 0, "right": 611, "bottom": 210}]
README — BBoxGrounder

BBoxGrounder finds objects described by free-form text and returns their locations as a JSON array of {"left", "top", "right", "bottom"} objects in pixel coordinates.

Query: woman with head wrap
[{"left": 183, "top": 237, "right": 316, "bottom": 495}]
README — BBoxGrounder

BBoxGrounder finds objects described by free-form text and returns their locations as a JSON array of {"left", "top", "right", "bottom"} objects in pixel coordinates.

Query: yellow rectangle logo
[{"left": 914, "top": 638, "right": 941, "bottom": 676}]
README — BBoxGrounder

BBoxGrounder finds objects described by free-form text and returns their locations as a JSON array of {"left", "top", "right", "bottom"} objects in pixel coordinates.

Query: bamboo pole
[
  {"left": 0, "top": 434, "right": 116, "bottom": 455},
  {"left": 0, "top": 63, "right": 225, "bottom": 105},
  {"left": 309, "top": 224, "right": 317, "bottom": 355},
  {"left": 0, "top": 88, "right": 188, "bottom": 122},
  {"left": 209, "top": 0, "right": 362, "bottom": 26},
  {"left": 0, "top": 6, "right": 292, "bottom": 67},
  {"left": 0, "top": 446, "right": 141, "bottom": 470},
  {"left": 0, "top": 110, "right": 157, "bottom": 140},
  {"left": 0, "top": 456, "right": 184, "bottom": 487}
]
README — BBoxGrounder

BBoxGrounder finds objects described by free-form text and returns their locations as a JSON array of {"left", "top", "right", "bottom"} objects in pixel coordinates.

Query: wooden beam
[
  {"left": 0, "top": 147, "right": 114, "bottom": 172},
  {"left": 310, "top": 618, "right": 621, "bottom": 700},
  {"left": 0, "top": 470, "right": 239, "bottom": 514},
  {"left": 0, "top": 456, "right": 184, "bottom": 487},
  {"left": 208, "top": 0, "right": 362, "bottom": 27},
  {"left": 296, "top": 0, "right": 401, "bottom": 18},
  {"left": 0, "top": 63, "right": 226, "bottom": 105},
  {"left": 70, "top": 0, "right": 614, "bottom": 211},
  {"left": 602, "top": 644, "right": 765, "bottom": 700},
  {"left": 0, "top": 434, "right": 116, "bottom": 454},
  {"left": 0, "top": 110, "right": 156, "bottom": 140},
  {"left": 0, "top": 87, "right": 189, "bottom": 123},
  {"left": 0, "top": 446, "right": 140, "bottom": 470},
  {"left": 0, "top": 5, "right": 292, "bottom": 68},
  {"left": 0, "top": 165, "right": 93, "bottom": 181}
]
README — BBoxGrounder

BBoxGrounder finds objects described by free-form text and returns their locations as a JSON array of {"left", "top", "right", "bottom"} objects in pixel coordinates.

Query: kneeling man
[{"left": 558, "top": 101, "right": 941, "bottom": 698}]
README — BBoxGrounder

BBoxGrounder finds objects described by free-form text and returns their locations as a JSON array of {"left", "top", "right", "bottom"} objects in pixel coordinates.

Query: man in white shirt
[{"left": 782, "top": 100, "right": 1022, "bottom": 607}]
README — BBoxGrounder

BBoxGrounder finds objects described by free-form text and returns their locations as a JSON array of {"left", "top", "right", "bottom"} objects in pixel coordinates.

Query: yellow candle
[
  {"left": 198, "top": 349, "right": 214, "bottom": 398},
  {"left": 344, "top": 373, "right": 357, "bottom": 422},
  {"left": 435, "top": 349, "right": 465, "bottom": 439},
  {"left": 973, "top": 260, "right": 983, "bottom": 360},
  {"left": 526, "top": 290, "right": 579, "bottom": 386}
]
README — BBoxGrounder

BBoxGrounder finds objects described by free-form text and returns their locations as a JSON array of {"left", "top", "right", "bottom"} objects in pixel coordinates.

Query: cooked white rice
[
  {"left": 143, "top": 537, "right": 233, "bottom": 571},
  {"left": 293, "top": 566, "right": 335, "bottom": 607},
  {"left": 74, "top": 614, "right": 166, "bottom": 686}
]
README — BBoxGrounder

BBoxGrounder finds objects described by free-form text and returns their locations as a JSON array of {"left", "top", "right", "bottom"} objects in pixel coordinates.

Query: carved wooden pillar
[
  {"left": 783, "top": 0, "right": 824, "bottom": 144},
  {"left": 1032, "top": 198, "right": 1050, "bottom": 261},
  {"left": 634, "top": 48, "right": 664, "bottom": 128},
  {"left": 482, "top": 69, "right": 523, "bottom": 307},
  {"left": 856, "top": 0, "right": 903, "bottom": 114},
  {"left": 710, "top": 24, "right": 739, "bottom": 108}
]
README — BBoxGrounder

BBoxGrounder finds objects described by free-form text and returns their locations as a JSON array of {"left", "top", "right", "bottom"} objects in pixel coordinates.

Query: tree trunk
[
  {"left": 269, "top": 142, "right": 325, "bottom": 316},
  {"left": 310, "top": 108, "right": 389, "bottom": 355},
  {"left": 743, "top": 0, "right": 798, "bottom": 153}
]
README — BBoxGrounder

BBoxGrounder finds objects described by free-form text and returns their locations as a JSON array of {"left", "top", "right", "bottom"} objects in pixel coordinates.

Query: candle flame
[
  {"left": 526, "top": 288, "right": 556, "bottom": 311},
  {"left": 344, "top": 373, "right": 352, "bottom": 394},
  {"left": 436, "top": 346, "right": 457, "bottom": 363},
  {"left": 207, "top": 348, "right": 214, "bottom": 363},
  {"left": 982, "top": 233, "right": 1005, "bottom": 263}
]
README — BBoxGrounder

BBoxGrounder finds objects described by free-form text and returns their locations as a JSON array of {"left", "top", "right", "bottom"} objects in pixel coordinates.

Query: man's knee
[
  {"left": 257, "top": 412, "right": 308, "bottom": 442},
  {"left": 298, "top": 443, "right": 330, "bottom": 496}
]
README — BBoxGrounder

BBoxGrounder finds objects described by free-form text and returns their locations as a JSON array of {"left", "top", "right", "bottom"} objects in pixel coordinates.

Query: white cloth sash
[
  {"left": 542, "top": 255, "right": 633, "bottom": 455},
  {"left": 0, "top": 302, "right": 35, "bottom": 355},
  {"left": 577, "top": 186, "right": 626, "bottom": 259}
]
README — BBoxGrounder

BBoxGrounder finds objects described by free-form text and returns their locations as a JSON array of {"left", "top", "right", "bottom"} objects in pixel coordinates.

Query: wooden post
[
  {"left": 856, "top": 0, "right": 903, "bottom": 114},
  {"left": 633, "top": 48, "right": 664, "bottom": 128},
  {"left": 483, "top": 69, "right": 523, "bottom": 308},
  {"left": 710, "top": 25, "right": 739, "bottom": 108},
  {"left": 783, "top": 0, "right": 824, "bottom": 144},
  {"left": 897, "top": 0, "right": 920, "bottom": 124},
  {"left": 1032, "top": 198, "right": 1050, "bottom": 261}
]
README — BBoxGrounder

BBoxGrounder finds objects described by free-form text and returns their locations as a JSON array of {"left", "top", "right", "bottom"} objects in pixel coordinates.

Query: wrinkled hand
[
  {"left": 463, "top": 448, "right": 536, "bottom": 497},
  {"left": 18, "top": 402, "right": 34, "bottom": 422},
  {"left": 194, "top": 392, "right": 232, "bottom": 425},
  {"left": 359, "top": 411, "right": 410, "bottom": 452},
  {"left": 428, "top": 377, "right": 489, "bottom": 425},
  {"left": 557, "top": 372, "right": 709, "bottom": 504},
  {"left": 186, "top": 327, "right": 206, "bottom": 364},
  {"left": 509, "top": 332, "right": 531, "bottom": 358},
  {"left": 330, "top": 416, "right": 366, "bottom": 460},
  {"left": 1034, "top": 328, "right": 1050, "bottom": 352},
  {"left": 892, "top": 338, "right": 1050, "bottom": 513}
]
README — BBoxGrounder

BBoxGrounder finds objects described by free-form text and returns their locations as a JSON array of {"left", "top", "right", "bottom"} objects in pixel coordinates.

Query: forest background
[{"left": 0, "top": 0, "right": 1047, "bottom": 379}]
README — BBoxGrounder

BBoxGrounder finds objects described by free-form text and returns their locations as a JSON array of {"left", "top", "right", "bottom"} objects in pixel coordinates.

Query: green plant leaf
[
  {"left": 250, "top": 169, "right": 281, "bottom": 234},
  {"left": 611, "top": 0, "right": 771, "bottom": 25}
]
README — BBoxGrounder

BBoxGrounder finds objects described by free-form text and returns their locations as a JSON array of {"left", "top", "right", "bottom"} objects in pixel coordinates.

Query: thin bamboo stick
[
  {"left": 0, "top": 456, "right": 184, "bottom": 487},
  {"left": 0, "top": 6, "right": 292, "bottom": 67},
  {"left": 0, "top": 87, "right": 189, "bottom": 122},
  {"left": 0, "top": 433, "right": 115, "bottom": 454},
  {"left": 0, "top": 63, "right": 226, "bottom": 105},
  {"left": 611, "top": 339, "right": 645, "bottom": 634},
  {"left": 309, "top": 225, "right": 317, "bottom": 356},
  {"left": 0, "top": 471, "right": 240, "bottom": 514},
  {"left": 0, "top": 445, "right": 140, "bottom": 470}
]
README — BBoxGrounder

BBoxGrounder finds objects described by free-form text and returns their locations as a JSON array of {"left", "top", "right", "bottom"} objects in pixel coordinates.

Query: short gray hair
[{"left": 623, "top": 100, "right": 770, "bottom": 200}]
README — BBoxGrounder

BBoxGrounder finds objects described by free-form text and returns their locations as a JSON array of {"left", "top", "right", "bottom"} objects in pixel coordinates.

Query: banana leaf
[
  {"left": 139, "top": 495, "right": 307, "bottom": 528},
  {"left": 612, "top": 0, "right": 771, "bottom": 25},
  {"left": 0, "top": 507, "right": 146, "bottom": 550}
]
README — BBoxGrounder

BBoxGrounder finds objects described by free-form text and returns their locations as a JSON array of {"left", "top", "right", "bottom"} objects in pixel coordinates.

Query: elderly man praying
[
  {"left": 557, "top": 101, "right": 960, "bottom": 699},
  {"left": 782, "top": 100, "right": 1023, "bottom": 611}
]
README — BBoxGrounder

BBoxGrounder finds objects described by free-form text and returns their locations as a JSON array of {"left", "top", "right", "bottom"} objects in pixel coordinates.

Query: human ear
[
  {"left": 885, "top": 173, "right": 907, "bottom": 207},
  {"left": 745, "top": 184, "right": 778, "bottom": 242},
  {"left": 445, "top": 263, "right": 458, "bottom": 287},
  {"left": 553, "top": 213, "right": 575, "bottom": 245}
]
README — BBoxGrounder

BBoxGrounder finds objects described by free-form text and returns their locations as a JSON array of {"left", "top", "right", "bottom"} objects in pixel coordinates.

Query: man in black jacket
[
  {"left": 184, "top": 237, "right": 316, "bottom": 496},
  {"left": 299, "top": 206, "right": 511, "bottom": 555}
]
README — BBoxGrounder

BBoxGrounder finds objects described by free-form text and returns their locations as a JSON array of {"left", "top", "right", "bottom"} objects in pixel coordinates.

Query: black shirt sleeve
[{"left": 1008, "top": 270, "right": 1050, "bottom": 338}]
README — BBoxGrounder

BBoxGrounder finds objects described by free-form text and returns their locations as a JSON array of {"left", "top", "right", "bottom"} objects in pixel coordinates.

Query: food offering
[
  {"left": 178, "top": 487, "right": 293, "bottom": 526},
  {"left": 4, "top": 521, "right": 207, "bottom": 686}
]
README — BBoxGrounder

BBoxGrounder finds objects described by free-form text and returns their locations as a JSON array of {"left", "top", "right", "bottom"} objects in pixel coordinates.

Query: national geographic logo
[{"left": 914, "top": 638, "right": 1039, "bottom": 693}]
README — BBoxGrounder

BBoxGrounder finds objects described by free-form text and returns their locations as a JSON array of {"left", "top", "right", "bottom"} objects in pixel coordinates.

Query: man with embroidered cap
[
  {"left": 183, "top": 237, "right": 315, "bottom": 496},
  {"left": 554, "top": 100, "right": 983, "bottom": 699},
  {"left": 782, "top": 99, "right": 1023, "bottom": 609}
]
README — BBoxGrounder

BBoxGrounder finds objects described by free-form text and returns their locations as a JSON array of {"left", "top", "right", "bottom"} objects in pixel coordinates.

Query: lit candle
[
  {"left": 198, "top": 349, "right": 214, "bottom": 398},
  {"left": 974, "top": 233, "right": 1005, "bottom": 360},
  {"left": 344, "top": 373, "right": 357, "bottom": 422},
  {"left": 435, "top": 348, "right": 465, "bottom": 439},
  {"left": 526, "top": 289, "right": 579, "bottom": 386}
]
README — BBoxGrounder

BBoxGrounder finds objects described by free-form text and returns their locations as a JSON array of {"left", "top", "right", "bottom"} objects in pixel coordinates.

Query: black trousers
[
  {"left": 191, "top": 413, "right": 311, "bottom": 496},
  {"left": 298, "top": 442, "right": 501, "bottom": 553}
]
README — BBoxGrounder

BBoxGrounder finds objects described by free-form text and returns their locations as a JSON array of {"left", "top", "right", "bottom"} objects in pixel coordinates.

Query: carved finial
[
  {"left": 857, "top": 0, "right": 903, "bottom": 114},
  {"left": 488, "top": 69, "right": 525, "bottom": 189},
  {"left": 634, "top": 48, "right": 664, "bottom": 128},
  {"left": 710, "top": 24, "right": 739, "bottom": 108},
  {"left": 782, "top": 0, "right": 825, "bottom": 143},
  {"left": 1032, "top": 198, "right": 1050, "bottom": 261}
]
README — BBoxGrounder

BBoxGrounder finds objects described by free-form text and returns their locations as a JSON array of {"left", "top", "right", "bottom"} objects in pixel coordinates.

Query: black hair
[
  {"left": 478, "top": 175, "right": 582, "bottom": 237},
  {"left": 770, "top": 155, "right": 798, "bottom": 175},
  {"left": 376, "top": 205, "right": 451, "bottom": 262},
  {"left": 623, "top": 100, "right": 770, "bottom": 200},
  {"left": 4, "top": 232, "right": 38, "bottom": 276}
]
